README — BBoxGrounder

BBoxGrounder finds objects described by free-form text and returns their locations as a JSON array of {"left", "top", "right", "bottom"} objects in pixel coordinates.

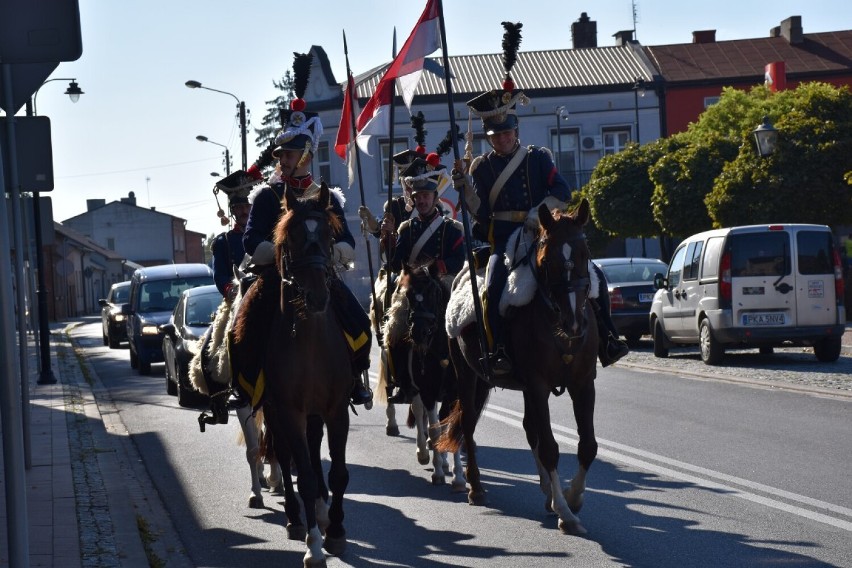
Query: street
[{"left": 69, "top": 319, "right": 852, "bottom": 567}]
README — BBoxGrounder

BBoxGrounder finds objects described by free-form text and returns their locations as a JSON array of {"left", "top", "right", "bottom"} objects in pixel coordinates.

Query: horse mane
[
  {"left": 272, "top": 198, "right": 342, "bottom": 249},
  {"left": 232, "top": 267, "right": 280, "bottom": 345}
]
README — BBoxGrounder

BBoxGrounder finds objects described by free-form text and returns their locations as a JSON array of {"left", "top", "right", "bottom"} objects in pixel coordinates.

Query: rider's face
[
  {"left": 278, "top": 149, "right": 310, "bottom": 177},
  {"left": 487, "top": 129, "right": 518, "bottom": 156},
  {"left": 412, "top": 190, "right": 437, "bottom": 216},
  {"left": 230, "top": 202, "right": 251, "bottom": 228}
]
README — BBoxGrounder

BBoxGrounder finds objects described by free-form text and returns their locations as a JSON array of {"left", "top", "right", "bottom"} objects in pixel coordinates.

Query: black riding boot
[
  {"left": 351, "top": 372, "right": 373, "bottom": 406},
  {"left": 591, "top": 296, "right": 629, "bottom": 367},
  {"left": 387, "top": 345, "right": 418, "bottom": 404}
]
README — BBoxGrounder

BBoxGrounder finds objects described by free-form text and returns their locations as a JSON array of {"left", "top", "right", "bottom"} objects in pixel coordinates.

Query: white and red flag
[
  {"left": 334, "top": 72, "right": 362, "bottom": 185},
  {"left": 355, "top": 0, "right": 441, "bottom": 154}
]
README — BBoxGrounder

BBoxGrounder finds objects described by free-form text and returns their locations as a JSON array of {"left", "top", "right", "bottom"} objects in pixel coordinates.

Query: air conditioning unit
[{"left": 581, "top": 135, "right": 602, "bottom": 151}]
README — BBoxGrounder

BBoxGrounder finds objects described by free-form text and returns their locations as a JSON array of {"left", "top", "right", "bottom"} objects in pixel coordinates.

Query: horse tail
[
  {"left": 376, "top": 351, "right": 390, "bottom": 403},
  {"left": 257, "top": 410, "right": 275, "bottom": 464},
  {"left": 406, "top": 406, "right": 415, "bottom": 429},
  {"left": 435, "top": 399, "right": 463, "bottom": 453}
]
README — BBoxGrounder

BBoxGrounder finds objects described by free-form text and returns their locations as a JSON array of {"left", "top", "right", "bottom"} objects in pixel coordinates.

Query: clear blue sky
[{"left": 9, "top": 0, "right": 849, "bottom": 240}]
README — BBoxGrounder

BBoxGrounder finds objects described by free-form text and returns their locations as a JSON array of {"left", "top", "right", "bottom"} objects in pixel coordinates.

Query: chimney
[
  {"left": 779, "top": 15, "right": 803, "bottom": 44},
  {"left": 613, "top": 30, "right": 635, "bottom": 46},
  {"left": 86, "top": 199, "right": 106, "bottom": 211},
  {"left": 692, "top": 30, "right": 716, "bottom": 44},
  {"left": 571, "top": 12, "right": 597, "bottom": 49},
  {"left": 120, "top": 191, "right": 137, "bottom": 206}
]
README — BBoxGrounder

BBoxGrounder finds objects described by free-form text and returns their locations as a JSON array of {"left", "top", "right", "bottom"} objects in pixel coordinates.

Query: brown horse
[
  {"left": 232, "top": 182, "right": 350, "bottom": 566},
  {"left": 437, "top": 198, "right": 599, "bottom": 535}
]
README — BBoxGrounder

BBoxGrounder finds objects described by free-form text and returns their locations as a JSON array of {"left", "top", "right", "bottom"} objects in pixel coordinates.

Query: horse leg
[
  {"left": 411, "top": 395, "right": 430, "bottom": 466},
  {"left": 453, "top": 336, "right": 487, "bottom": 506},
  {"left": 307, "top": 415, "right": 330, "bottom": 535},
  {"left": 236, "top": 405, "right": 264, "bottom": 508},
  {"left": 380, "top": 354, "right": 400, "bottom": 436},
  {"left": 322, "top": 405, "right": 350, "bottom": 557},
  {"left": 564, "top": 381, "right": 598, "bottom": 517},
  {"left": 523, "top": 387, "right": 585, "bottom": 535},
  {"left": 425, "top": 404, "right": 447, "bottom": 486}
]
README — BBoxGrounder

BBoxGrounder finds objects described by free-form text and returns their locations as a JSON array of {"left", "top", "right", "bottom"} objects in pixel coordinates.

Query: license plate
[
  {"left": 742, "top": 313, "right": 785, "bottom": 326},
  {"left": 638, "top": 293, "right": 654, "bottom": 303}
]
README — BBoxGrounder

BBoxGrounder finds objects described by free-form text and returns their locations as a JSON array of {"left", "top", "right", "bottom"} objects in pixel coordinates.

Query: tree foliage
[{"left": 254, "top": 71, "right": 295, "bottom": 149}]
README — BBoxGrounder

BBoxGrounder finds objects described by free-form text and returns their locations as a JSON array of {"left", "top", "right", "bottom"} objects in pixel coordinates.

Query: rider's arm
[
  {"left": 242, "top": 188, "right": 279, "bottom": 256},
  {"left": 441, "top": 221, "right": 466, "bottom": 275},
  {"left": 211, "top": 234, "right": 231, "bottom": 297}
]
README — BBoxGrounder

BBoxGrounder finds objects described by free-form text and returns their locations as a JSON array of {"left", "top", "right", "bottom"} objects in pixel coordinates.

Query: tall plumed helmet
[
  {"left": 212, "top": 170, "right": 262, "bottom": 225},
  {"left": 392, "top": 111, "right": 429, "bottom": 171},
  {"left": 272, "top": 52, "right": 323, "bottom": 167},
  {"left": 466, "top": 22, "right": 530, "bottom": 136}
]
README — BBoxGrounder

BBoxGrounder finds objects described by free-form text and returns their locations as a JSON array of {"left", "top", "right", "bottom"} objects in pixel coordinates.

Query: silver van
[{"left": 650, "top": 224, "right": 846, "bottom": 364}]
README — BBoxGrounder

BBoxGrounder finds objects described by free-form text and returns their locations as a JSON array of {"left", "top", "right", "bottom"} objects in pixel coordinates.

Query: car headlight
[
  {"left": 141, "top": 325, "right": 160, "bottom": 335},
  {"left": 114, "top": 314, "right": 125, "bottom": 322}
]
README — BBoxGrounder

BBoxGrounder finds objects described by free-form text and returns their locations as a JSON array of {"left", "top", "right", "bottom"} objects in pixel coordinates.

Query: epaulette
[
  {"left": 469, "top": 155, "right": 484, "bottom": 174},
  {"left": 448, "top": 217, "right": 463, "bottom": 231},
  {"left": 537, "top": 145, "right": 554, "bottom": 161},
  {"left": 398, "top": 218, "right": 412, "bottom": 233}
]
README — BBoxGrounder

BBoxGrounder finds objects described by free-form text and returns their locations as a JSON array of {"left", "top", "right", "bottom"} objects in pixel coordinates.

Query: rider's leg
[
  {"left": 332, "top": 279, "right": 373, "bottom": 405},
  {"left": 483, "top": 248, "right": 512, "bottom": 374},
  {"left": 387, "top": 343, "right": 417, "bottom": 404},
  {"left": 591, "top": 263, "right": 629, "bottom": 367}
]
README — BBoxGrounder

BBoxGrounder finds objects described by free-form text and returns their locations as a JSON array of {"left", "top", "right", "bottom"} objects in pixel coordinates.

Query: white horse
[
  {"left": 372, "top": 268, "right": 465, "bottom": 491},
  {"left": 189, "top": 279, "right": 283, "bottom": 508}
]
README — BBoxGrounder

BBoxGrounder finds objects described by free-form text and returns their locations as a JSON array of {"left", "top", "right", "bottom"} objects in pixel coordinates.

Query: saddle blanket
[{"left": 445, "top": 226, "right": 599, "bottom": 339}]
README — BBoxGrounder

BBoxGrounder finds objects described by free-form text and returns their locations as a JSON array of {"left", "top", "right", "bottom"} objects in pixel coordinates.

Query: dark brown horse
[
  {"left": 437, "top": 198, "right": 599, "bottom": 535},
  {"left": 233, "top": 182, "right": 350, "bottom": 566}
]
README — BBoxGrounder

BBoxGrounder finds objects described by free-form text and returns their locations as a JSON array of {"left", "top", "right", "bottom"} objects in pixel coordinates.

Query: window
[
  {"left": 797, "top": 231, "right": 834, "bottom": 275},
  {"left": 550, "top": 130, "right": 580, "bottom": 190},
  {"left": 701, "top": 237, "right": 724, "bottom": 279},
  {"left": 683, "top": 241, "right": 704, "bottom": 281},
  {"left": 667, "top": 246, "right": 688, "bottom": 288},
  {"left": 729, "top": 233, "right": 790, "bottom": 277},
  {"left": 314, "top": 141, "right": 331, "bottom": 186},
  {"left": 107, "top": 237, "right": 115, "bottom": 250},
  {"left": 704, "top": 96, "right": 720, "bottom": 109},
  {"left": 603, "top": 128, "right": 630, "bottom": 155},
  {"left": 379, "top": 139, "right": 409, "bottom": 191}
]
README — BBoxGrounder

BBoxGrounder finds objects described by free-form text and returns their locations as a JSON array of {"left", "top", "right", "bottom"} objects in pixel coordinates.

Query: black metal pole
[
  {"left": 239, "top": 101, "right": 248, "bottom": 171},
  {"left": 224, "top": 148, "right": 231, "bottom": 175},
  {"left": 382, "top": 31, "right": 398, "bottom": 313},
  {"left": 436, "top": 0, "right": 492, "bottom": 380}
]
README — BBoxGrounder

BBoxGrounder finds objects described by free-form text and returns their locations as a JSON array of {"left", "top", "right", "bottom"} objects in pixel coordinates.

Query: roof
[
  {"left": 53, "top": 222, "right": 124, "bottom": 260},
  {"left": 131, "top": 263, "right": 213, "bottom": 282},
  {"left": 644, "top": 31, "right": 852, "bottom": 84},
  {"left": 62, "top": 199, "right": 187, "bottom": 225},
  {"left": 353, "top": 45, "right": 654, "bottom": 99}
]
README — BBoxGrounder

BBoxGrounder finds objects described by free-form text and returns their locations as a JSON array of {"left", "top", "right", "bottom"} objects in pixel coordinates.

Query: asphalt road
[{"left": 72, "top": 320, "right": 852, "bottom": 567}]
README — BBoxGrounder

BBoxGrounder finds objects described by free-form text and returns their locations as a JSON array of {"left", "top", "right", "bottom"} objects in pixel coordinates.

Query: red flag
[
  {"left": 355, "top": 0, "right": 440, "bottom": 154},
  {"left": 334, "top": 73, "right": 357, "bottom": 160}
]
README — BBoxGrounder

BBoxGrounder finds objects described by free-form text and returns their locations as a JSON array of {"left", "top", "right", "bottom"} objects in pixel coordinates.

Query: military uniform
[
  {"left": 389, "top": 210, "right": 464, "bottom": 275},
  {"left": 211, "top": 228, "right": 244, "bottom": 298}
]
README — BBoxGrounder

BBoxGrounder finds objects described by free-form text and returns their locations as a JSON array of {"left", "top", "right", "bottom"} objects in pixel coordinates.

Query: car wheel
[
  {"left": 813, "top": 336, "right": 841, "bottom": 363},
  {"left": 699, "top": 319, "right": 724, "bottom": 365},
  {"left": 130, "top": 347, "right": 139, "bottom": 369},
  {"left": 652, "top": 320, "right": 669, "bottom": 358},
  {"left": 108, "top": 333, "right": 120, "bottom": 349},
  {"left": 165, "top": 362, "right": 177, "bottom": 396},
  {"left": 759, "top": 346, "right": 774, "bottom": 355},
  {"left": 139, "top": 358, "right": 151, "bottom": 375},
  {"left": 177, "top": 366, "right": 200, "bottom": 408},
  {"left": 102, "top": 331, "right": 108, "bottom": 346}
]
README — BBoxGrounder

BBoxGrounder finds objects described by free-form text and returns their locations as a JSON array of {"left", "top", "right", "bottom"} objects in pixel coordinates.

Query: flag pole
[
  {"left": 435, "top": 0, "right": 492, "bottom": 379},
  {"left": 382, "top": 28, "right": 398, "bottom": 315},
  {"left": 343, "top": 30, "right": 380, "bottom": 324}
]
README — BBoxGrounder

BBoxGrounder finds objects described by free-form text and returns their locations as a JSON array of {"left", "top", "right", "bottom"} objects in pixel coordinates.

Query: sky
[{"left": 6, "top": 0, "right": 850, "bottom": 240}]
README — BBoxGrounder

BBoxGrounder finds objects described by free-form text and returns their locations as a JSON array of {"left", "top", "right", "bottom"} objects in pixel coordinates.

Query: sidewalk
[{"left": 1, "top": 318, "right": 189, "bottom": 567}]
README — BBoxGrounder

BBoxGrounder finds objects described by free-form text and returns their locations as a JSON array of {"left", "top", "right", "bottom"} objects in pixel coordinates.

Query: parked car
[
  {"left": 122, "top": 263, "right": 214, "bottom": 375},
  {"left": 98, "top": 281, "right": 131, "bottom": 348},
  {"left": 650, "top": 224, "right": 846, "bottom": 364},
  {"left": 160, "top": 284, "right": 220, "bottom": 407},
  {"left": 594, "top": 257, "right": 668, "bottom": 346}
]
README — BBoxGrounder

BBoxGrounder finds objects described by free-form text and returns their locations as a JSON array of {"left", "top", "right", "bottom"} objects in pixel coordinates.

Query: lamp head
[
  {"left": 752, "top": 116, "right": 778, "bottom": 158},
  {"left": 196, "top": 135, "right": 208, "bottom": 142},
  {"left": 185, "top": 80, "right": 202, "bottom": 89},
  {"left": 65, "top": 80, "right": 83, "bottom": 103}
]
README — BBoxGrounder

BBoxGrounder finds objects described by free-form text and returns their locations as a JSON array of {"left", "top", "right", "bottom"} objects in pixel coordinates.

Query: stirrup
[
  {"left": 482, "top": 346, "right": 512, "bottom": 375},
  {"left": 350, "top": 372, "right": 373, "bottom": 408}
]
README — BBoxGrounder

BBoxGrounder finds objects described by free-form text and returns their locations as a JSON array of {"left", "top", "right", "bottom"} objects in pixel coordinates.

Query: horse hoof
[
  {"left": 248, "top": 495, "right": 264, "bottom": 509},
  {"left": 468, "top": 490, "right": 487, "bottom": 506},
  {"left": 558, "top": 518, "right": 588, "bottom": 536},
  {"left": 417, "top": 451, "right": 430, "bottom": 465},
  {"left": 287, "top": 523, "right": 307, "bottom": 541},
  {"left": 451, "top": 480, "right": 467, "bottom": 493},
  {"left": 564, "top": 488, "right": 584, "bottom": 514},
  {"left": 386, "top": 425, "right": 400, "bottom": 437},
  {"left": 270, "top": 484, "right": 284, "bottom": 496},
  {"left": 323, "top": 535, "right": 347, "bottom": 556},
  {"left": 431, "top": 474, "right": 446, "bottom": 486},
  {"left": 303, "top": 556, "right": 327, "bottom": 568}
]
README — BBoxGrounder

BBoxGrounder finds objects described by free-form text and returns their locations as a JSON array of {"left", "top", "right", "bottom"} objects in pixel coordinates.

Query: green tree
[{"left": 254, "top": 71, "right": 295, "bottom": 150}]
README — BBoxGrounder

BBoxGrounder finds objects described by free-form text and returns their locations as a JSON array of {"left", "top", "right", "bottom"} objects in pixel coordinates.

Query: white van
[{"left": 650, "top": 224, "right": 846, "bottom": 364}]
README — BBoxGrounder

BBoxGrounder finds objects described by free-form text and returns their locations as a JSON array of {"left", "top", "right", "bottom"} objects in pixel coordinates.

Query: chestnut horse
[
  {"left": 232, "top": 182, "right": 350, "bottom": 566},
  {"left": 437, "top": 199, "right": 599, "bottom": 535}
]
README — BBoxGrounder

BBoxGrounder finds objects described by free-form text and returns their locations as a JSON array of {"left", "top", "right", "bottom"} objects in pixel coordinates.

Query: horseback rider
[
  {"left": 451, "top": 22, "right": 629, "bottom": 375},
  {"left": 211, "top": 168, "right": 267, "bottom": 301},
  {"left": 242, "top": 52, "right": 373, "bottom": 406},
  {"left": 383, "top": 155, "right": 465, "bottom": 403}
]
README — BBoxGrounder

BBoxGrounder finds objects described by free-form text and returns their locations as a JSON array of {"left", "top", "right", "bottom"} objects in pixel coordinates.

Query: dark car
[
  {"left": 594, "top": 257, "right": 668, "bottom": 346},
  {"left": 122, "top": 263, "right": 214, "bottom": 375},
  {"left": 98, "top": 281, "right": 131, "bottom": 348},
  {"left": 160, "top": 284, "right": 220, "bottom": 407}
]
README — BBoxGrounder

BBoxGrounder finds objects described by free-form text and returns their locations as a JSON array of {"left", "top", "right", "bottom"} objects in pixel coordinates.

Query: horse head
[
  {"left": 536, "top": 198, "right": 593, "bottom": 341},
  {"left": 399, "top": 259, "right": 447, "bottom": 352},
  {"left": 274, "top": 182, "right": 341, "bottom": 313}
]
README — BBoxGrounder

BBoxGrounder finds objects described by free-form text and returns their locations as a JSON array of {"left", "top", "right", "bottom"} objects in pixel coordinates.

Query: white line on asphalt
[{"left": 483, "top": 404, "right": 852, "bottom": 533}]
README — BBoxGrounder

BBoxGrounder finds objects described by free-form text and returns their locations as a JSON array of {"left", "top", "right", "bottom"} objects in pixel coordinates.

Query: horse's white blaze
[
  {"left": 562, "top": 243, "right": 579, "bottom": 332},
  {"left": 304, "top": 218, "right": 318, "bottom": 233}
]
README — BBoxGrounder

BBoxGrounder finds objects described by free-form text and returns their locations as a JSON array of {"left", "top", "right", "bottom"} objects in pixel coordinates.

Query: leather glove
[
  {"left": 358, "top": 206, "right": 379, "bottom": 233},
  {"left": 451, "top": 168, "right": 471, "bottom": 193},
  {"left": 332, "top": 242, "right": 355, "bottom": 267},
  {"left": 251, "top": 240, "right": 274, "bottom": 265}
]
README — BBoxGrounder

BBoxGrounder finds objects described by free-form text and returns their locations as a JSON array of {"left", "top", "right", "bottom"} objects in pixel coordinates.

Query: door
[
  {"left": 728, "top": 231, "right": 794, "bottom": 330},
  {"left": 794, "top": 229, "right": 837, "bottom": 326},
  {"left": 658, "top": 245, "right": 688, "bottom": 336},
  {"left": 677, "top": 240, "right": 704, "bottom": 339}
]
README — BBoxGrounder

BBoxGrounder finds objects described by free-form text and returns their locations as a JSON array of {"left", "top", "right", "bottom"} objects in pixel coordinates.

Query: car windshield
[
  {"left": 184, "top": 292, "right": 221, "bottom": 326},
  {"left": 139, "top": 277, "right": 212, "bottom": 313},
  {"left": 112, "top": 285, "right": 130, "bottom": 304},
  {"left": 600, "top": 262, "right": 664, "bottom": 284}
]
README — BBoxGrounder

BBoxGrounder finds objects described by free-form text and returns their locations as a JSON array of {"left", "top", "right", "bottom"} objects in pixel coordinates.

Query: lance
[
  {"left": 342, "top": 30, "right": 380, "bottom": 331},
  {"left": 435, "top": 0, "right": 492, "bottom": 380}
]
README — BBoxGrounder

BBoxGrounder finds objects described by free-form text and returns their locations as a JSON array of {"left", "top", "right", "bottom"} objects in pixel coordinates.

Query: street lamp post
[
  {"left": 555, "top": 105, "right": 566, "bottom": 175},
  {"left": 196, "top": 135, "right": 231, "bottom": 175},
  {"left": 185, "top": 80, "right": 247, "bottom": 171},
  {"left": 633, "top": 77, "right": 646, "bottom": 144},
  {"left": 27, "top": 78, "right": 84, "bottom": 384}
]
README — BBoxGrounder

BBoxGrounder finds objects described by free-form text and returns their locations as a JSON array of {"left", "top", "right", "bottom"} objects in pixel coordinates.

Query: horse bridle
[
  {"left": 280, "top": 210, "right": 332, "bottom": 284},
  {"left": 406, "top": 271, "right": 444, "bottom": 350},
  {"left": 532, "top": 231, "right": 592, "bottom": 344}
]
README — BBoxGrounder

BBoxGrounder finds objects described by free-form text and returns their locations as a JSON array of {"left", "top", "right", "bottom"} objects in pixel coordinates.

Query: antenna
[
  {"left": 145, "top": 176, "right": 151, "bottom": 208},
  {"left": 632, "top": 0, "right": 639, "bottom": 41}
]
